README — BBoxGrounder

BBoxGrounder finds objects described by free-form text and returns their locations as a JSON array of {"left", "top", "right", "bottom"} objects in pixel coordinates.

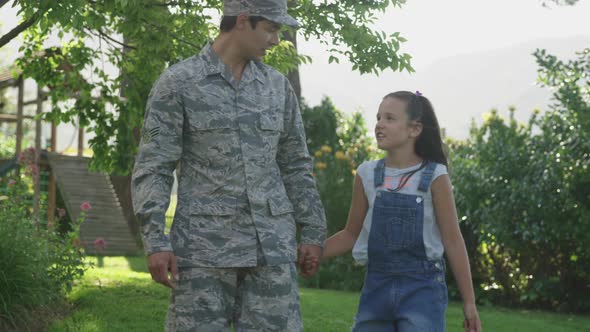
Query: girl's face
[{"left": 375, "top": 97, "right": 422, "bottom": 151}]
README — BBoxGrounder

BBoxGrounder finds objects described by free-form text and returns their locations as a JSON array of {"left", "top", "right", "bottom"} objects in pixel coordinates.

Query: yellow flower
[
  {"left": 320, "top": 145, "right": 332, "bottom": 153},
  {"left": 335, "top": 151, "right": 347, "bottom": 160},
  {"left": 314, "top": 150, "right": 323, "bottom": 158},
  {"left": 351, "top": 170, "right": 357, "bottom": 176},
  {"left": 482, "top": 112, "right": 492, "bottom": 122},
  {"left": 315, "top": 162, "right": 328, "bottom": 170}
]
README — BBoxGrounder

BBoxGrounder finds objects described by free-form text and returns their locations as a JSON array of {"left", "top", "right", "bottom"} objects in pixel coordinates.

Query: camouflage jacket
[{"left": 131, "top": 43, "right": 327, "bottom": 267}]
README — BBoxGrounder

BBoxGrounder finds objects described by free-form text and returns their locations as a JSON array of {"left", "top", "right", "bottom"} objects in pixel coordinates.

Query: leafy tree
[
  {"left": 1, "top": 0, "right": 412, "bottom": 174},
  {"left": 541, "top": 0, "right": 580, "bottom": 6}
]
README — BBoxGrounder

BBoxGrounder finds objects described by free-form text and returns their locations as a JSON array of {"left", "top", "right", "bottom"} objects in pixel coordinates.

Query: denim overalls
[{"left": 353, "top": 159, "right": 448, "bottom": 332}]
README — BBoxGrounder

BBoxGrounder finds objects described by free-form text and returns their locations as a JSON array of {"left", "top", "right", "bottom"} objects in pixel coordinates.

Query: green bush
[
  {"left": 0, "top": 133, "right": 17, "bottom": 159},
  {"left": 0, "top": 172, "right": 87, "bottom": 329},
  {"left": 300, "top": 98, "right": 378, "bottom": 291},
  {"left": 447, "top": 48, "right": 590, "bottom": 312}
]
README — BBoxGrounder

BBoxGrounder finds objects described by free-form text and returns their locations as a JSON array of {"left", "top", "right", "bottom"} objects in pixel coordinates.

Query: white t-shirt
[{"left": 352, "top": 160, "right": 449, "bottom": 265}]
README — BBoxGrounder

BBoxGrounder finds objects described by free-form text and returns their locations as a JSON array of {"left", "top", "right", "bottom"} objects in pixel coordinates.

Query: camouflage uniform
[{"left": 131, "top": 1, "right": 326, "bottom": 330}]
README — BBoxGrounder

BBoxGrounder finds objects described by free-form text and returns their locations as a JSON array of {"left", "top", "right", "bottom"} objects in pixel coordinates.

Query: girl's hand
[
  {"left": 463, "top": 303, "right": 481, "bottom": 332},
  {"left": 303, "top": 254, "right": 319, "bottom": 274},
  {"left": 298, "top": 244, "right": 321, "bottom": 278}
]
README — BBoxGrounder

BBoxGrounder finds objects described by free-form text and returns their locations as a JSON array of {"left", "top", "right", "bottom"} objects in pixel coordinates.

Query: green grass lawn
[{"left": 49, "top": 257, "right": 590, "bottom": 332}]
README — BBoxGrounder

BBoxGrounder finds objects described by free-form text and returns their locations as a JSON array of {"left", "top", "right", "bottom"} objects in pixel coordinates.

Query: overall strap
[
  {"left": 417, "top": 162, "right": 437, "bottom": 192},
  {"left": 373, "top": 159, "right": 386, "bottom": 188}
]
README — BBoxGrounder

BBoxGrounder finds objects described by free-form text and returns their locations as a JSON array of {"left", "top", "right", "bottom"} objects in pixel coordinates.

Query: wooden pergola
[
  {"left": 0, "top": 67, "right": 86, "bottom": 225},
  {"left": 0, "top": 65, "right": 140, "bottom": 255}
]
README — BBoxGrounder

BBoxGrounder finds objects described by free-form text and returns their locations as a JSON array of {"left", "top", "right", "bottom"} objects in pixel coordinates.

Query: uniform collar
[{"left": 201, "top": 42, "right": 265, "bottom": 86}]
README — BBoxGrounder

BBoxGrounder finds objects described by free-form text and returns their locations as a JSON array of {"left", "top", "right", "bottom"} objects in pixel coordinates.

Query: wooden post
[
  {"left": 283, "top": 0, "right": 301, "bottom": 99},
  {"left": 15, "top": 75, "right": 24, "bottom": 157},
  {"left": 33, "top": 86, "right": 42, "bottom": 225},
  {"left": 51, "top": 122, "right": 57, "bottom": 151},
  {"left": 78, "top": 118, "right": 84, "bottom": 157},
  {"left": 47, "top": 122, "right": 57, "bottom": 226}
]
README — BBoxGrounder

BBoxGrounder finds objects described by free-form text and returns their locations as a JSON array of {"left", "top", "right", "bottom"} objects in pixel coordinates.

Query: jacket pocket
[
  {"left": 268, "top": 196, "right": 294, "bottom": 216},
  {"left": 259, "top": 112, "right": 284, "bottom": 132}
]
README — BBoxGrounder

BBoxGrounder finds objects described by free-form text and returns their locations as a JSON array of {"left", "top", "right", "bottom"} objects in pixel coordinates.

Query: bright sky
[
  {"left": 1, "top": 0, "right": 589, "bottom": 143},
  {"left": 372, "top": 0, "right": 590, "bottom": 68}
]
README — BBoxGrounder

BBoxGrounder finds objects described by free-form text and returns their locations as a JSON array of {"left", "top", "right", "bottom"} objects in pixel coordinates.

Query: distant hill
[
  {"left": 300, "top": 35, "right": 590, "bottom": 140},
  {"left": 411, "top": 36, "right": 590, "bottom": 139}
]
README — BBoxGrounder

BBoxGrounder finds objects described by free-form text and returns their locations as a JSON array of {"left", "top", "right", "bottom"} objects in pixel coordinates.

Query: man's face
[{"left": 237, "top": 16, "right": 281, "bottom": 60}]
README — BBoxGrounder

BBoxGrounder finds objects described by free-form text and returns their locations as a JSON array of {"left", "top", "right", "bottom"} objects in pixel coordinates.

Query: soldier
[{"left": 131, "top": 0, "right": 327, "bottom": 331}]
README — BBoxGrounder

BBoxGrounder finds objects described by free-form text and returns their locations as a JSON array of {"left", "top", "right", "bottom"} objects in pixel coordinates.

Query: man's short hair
[{"left": 219, "top": 15, "right": 267, "bottom": 32}]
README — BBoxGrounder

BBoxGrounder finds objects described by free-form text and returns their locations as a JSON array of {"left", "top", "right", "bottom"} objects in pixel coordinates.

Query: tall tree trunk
[
  {"left": 115, "top": 36, "right": 141, "bottom": 238},
  {"left": 283, "top": 0, "right": 301, "bottom": 100},
  {"left": 282, "top": 29, "right": 301, "bottom": 99}
]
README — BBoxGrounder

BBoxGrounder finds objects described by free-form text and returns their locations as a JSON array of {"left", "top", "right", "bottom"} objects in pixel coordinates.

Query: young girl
[{"left": 305, "top": 91, "right": 481, "bottom": 332}]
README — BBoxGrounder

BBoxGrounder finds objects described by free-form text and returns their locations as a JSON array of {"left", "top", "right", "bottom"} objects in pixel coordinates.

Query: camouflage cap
[{"left": 223, "top": 0, "right": 300, "bottom": 28}]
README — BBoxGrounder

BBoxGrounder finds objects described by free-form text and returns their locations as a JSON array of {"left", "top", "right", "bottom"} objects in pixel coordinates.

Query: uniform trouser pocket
[{"left": 166, "top": 263, "right": 301, "bottom": 332}]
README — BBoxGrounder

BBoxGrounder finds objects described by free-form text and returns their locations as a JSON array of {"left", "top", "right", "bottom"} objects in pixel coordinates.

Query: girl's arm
[
  {"left": 432, "top": 174, "right": 482, "bottom": 332},
  {"left": 322, "top": 174, "right": 369, "bottom": 259}
]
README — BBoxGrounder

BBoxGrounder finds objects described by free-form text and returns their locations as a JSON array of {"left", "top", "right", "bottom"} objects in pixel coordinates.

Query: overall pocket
[{"left": 382, "top": 206, "right": 417, "bottom": 249}]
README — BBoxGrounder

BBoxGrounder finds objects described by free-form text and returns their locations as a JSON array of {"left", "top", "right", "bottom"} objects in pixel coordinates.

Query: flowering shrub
[{"left": 0, "top": 148, "right": 89, "bottom": 329}]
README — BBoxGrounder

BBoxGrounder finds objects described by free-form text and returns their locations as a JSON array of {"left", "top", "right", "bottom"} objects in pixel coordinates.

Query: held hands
[
  {"left": 147, "top": 251, "right": 178, "bottom": 289},
  {"left": 463, "top": 302, "right": 482, "bottom": 332},
  {"left": 302, "top": 254, "right": 320, "bottom": 276},
  {"left": 297, "top": 244, "right": 322, "bottom": 278}
]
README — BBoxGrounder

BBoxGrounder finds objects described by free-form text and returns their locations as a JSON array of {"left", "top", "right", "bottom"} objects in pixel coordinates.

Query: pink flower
[
  {"left": 80, "top": 201, "right": 92, "bottom": 211},
  {"left": 17, "top": 153, "right": 29, "bottom": 165},
  {"left": 94, "top": 238, "right": 107, "bottom": 253},
  {"left": 7, "top": 180, "right": 16, "bottom": 186},
  {"left": 26, "top": 164, "right": 39, "bottom": 176},
  {"left": 57, "top": 208, "right": 66, "bottom": 219},
  {"left": 17, "top": 147, "right": 36, "bottom": 166}
]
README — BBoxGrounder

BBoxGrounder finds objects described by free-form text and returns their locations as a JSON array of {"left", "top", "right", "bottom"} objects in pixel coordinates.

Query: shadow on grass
[
  {"left": 124, "top": 256, "right": 149, "bottom": 273},
  {"left": 50, "top": 281, "right": 169, "bottom": 332}
]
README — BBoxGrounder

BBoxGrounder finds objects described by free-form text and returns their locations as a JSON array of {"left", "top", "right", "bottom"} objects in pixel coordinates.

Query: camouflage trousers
[{"left": 165, "top": 263, "right": 302, "bottom": 332}]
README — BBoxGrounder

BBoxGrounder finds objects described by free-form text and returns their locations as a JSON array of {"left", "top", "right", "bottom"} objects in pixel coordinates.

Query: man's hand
[
  {"left": 147, "top": 251, "right": 178, "bottom": 289},
  {"left": 298, "top": 244, "right": 322, "bottom": 278}
]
